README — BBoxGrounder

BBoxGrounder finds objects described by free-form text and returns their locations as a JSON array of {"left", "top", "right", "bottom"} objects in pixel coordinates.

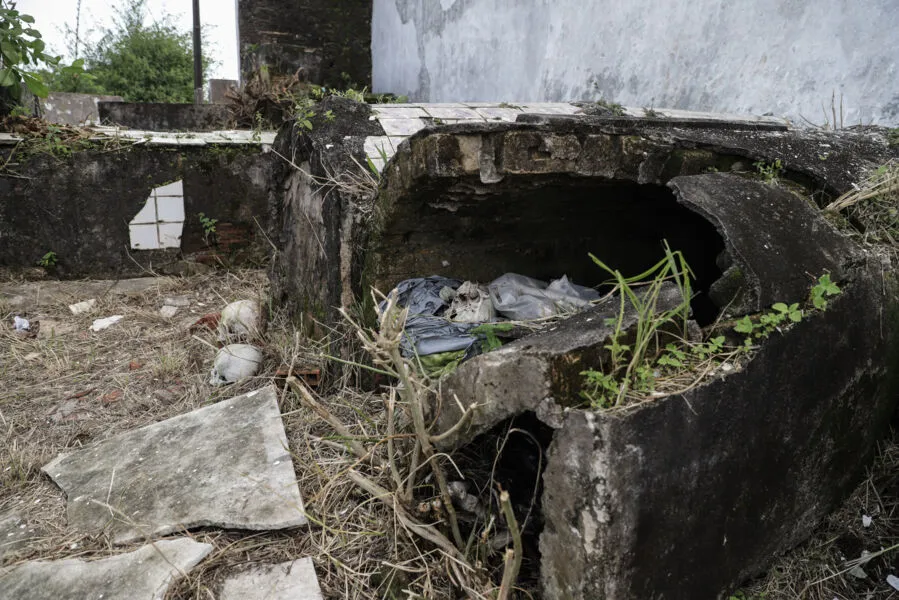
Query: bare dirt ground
[{"left": 2, "top": 268, "right": 898, "bottom": 599}]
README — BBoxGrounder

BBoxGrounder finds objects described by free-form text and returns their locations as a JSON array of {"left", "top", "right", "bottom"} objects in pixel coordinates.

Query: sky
[{"left": 14, "top": 0, "right": 240, "bottom": 82}]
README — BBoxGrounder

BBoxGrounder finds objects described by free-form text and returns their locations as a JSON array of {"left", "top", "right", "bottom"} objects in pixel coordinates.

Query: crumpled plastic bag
[
  {"left": 488, "top": 273, "right": 600, "bottom": 320},
  {"left": 381, "top": 276, "right": 480, "bottom": 358}
]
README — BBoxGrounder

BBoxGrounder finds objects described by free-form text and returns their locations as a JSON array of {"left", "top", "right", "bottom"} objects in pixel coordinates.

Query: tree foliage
[
  {"left": 41, "top": 0, "right": 210, "bottom": 102},
  {"left": 0, "top": 0, "right": 72, "bottom": 98}
]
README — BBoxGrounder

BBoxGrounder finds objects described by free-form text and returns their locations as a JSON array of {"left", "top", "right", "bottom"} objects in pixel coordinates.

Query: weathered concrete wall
[
  {"left": 0, "top": 145, "right": 280, "bottom": 278},
  {"left": 98, "top": 103, "right": 231, "bottom": 131},
  {"left": 40, "top": 93, "right": 123, "bottom": 127},
  {"left": 238, "top": 0, "right": 372, "bottom": 88},
  {"left": 372, "top": 0, "right": 899, "bottom": 125}
]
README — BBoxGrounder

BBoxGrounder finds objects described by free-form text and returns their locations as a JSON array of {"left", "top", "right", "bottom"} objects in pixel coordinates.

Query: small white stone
[
  {"left": 159, "top": 305, "right": 179, "bottom": 318},
  {"left": 69, "top": 299, "right": 97, "bottom": 315},
  {"left": 862, "top": 514, "right": 873, "bottom": 527},
  {"left": 90, "top": 316, "right": 124, "bottom": 332}
]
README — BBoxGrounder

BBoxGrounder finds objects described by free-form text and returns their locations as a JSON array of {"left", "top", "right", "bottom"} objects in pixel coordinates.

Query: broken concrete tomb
[
  {"left": 270, "top": 103, "right": 899, "bottom": 598},
  {"left": 42, "top": 385, "right": 306, "bottom": 544}
]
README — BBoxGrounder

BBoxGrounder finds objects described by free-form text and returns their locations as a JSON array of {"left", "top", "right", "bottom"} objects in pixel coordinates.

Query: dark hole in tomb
[
  {"left": 384, "top": 175, "right": 727, "bottom": 325},
  {"left": 449, "top": 412, "right": 555, "bottom": 594}
]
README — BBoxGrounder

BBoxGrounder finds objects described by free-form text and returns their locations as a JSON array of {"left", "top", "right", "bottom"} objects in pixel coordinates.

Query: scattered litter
[
  {"left": 446, "top": 281, "right": 495, "bottom": 323},
  {"left": 13, "top": 316, "right": 30, "bottom": 331},
  {"left": 68, "top": 299, "right": 97, "bottom": 315},
  {"left": 720, "top": 362, "right": 734, "bottom": 372},
  {"left": 488, "top": 273, "right": 599, "bottom": 320},
  {"left": 887, "top": 574, "right": 899, "bottom": 591},
  {"left": 848, "top": 564, "right": 868, "bottom": 579},
  {"left": 90, "top": 315, "right": 123, "bottom": 332},
  {"left": 163, "top": 296, "right": 191, "bottom": 307},
  {"left": 220, "top": 300, "right": 261, "bottom": 339},
  {"left": 189, "top": 312, "right": 221, "bottom": 333},
  {"left": 129, "top": 360, "right": 143, "bottom": 371},
  {"left": 862, "top": 514, "right": 873, "bottom": 528},
  {"left": 100, "top": 389, "right": 124, "bottom": 404},
  {"left": 274, "top": 365, "right": 321, "bottom": 388},
  {"left": 383, "top": 276, "right": 480, "bottom": 358},
  {"left": 210, "top": 344, "right": 263, "bottom": 385},
  {"left": 159, "top": 305, "right": 179, "bottom": 318}
]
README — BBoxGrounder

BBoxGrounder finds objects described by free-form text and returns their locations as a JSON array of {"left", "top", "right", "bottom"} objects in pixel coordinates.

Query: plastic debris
[
  {"left": 210, "top": 344, "right": 263, "bottom": 385},
  {"left": 159, "top": 305, "right": 179, "bottom": 318},
  {"left": 862, "top": 514, "right": 873, "bottom": 528},
  {"left": 382, "top": 276, "right": 480, "bottom": 358},
  {"left": 90, "top": 315, "right": 124, "bottom": 332},
  {"left": 163, "top": 296, "right": 191, "bottom": 307},
  {"left": 220, "top": 300, "right": 262, "bottom": 339},
  {"left": 68, "top": 299, "right": 97, "bottom": 315},
  {"left": 887, "top": 574, "right": 899, "bottom": 591},
  {"left": 13, "top": 316, "right": 30, "bottom": 331},
  {"left": 488, "top": 273, "right": 600, "bottom": 320}
]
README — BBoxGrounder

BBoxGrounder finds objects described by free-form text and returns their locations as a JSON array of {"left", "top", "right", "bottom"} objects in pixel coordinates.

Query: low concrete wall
[
  {"left": 0, "top": 144, "right": 280, "bottom": 278},
  {"left": 372, "top": 0, "right": 899, "bottom": 125},
  {"left": 98, "top": 102, "right": 232, "bottom": 131},
  {"left": 41, "top": 93, "right": 123, "bottom": 126}
]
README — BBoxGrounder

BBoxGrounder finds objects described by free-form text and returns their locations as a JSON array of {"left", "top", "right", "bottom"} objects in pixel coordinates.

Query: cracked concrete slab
[
  {"left": 219, "top": 557, "right": 323, "bottom": 600},
  {"left": 0, "top": 512, "right": 42, "bottom": 559},
  {"left": 0, "top": 537, "right": 212, "bottom": 600},
  {"left": 43, "top": 385, "right": 306, "bottom": 544}
]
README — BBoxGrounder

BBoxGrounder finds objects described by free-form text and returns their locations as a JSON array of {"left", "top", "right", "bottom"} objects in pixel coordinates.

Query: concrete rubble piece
[
  {"left": 42, "top": 385, "right": 306, "bottom": 544},
  {"left": 219, "top": 557, "right": 324, "bottom": 600},
  {"left": 0, "top": 537, "right": 212, "bottom": 600}
]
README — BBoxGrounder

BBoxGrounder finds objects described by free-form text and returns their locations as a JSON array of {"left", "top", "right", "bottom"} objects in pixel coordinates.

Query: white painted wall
[{"left": 372, "top": 0, "right": 899, "bottom": 125}]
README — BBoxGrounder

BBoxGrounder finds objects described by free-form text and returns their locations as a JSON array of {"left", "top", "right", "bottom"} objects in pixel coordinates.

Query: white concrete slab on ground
[
  {"left": 0, "top": 537, "right": 213, "bottom": 600},
  {"left": 219, "top": 557, "right": 324, "bottom": 600},
  {"left": 42, "top": 385, "right": 306, "bottom": 544}
]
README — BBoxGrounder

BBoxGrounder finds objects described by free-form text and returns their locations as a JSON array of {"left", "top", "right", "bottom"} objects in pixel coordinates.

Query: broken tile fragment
[
  {"left": 219, "top": 557, "right": 323, "bottom": 600},
  {"left": 42, "top": 385, "right": 306, "bottom": 544},
  {"left": 0, "top": 537, "right": 212, "bottom": 600}
]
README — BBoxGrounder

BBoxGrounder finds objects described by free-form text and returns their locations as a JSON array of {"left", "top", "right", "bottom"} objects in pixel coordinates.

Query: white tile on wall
[
  {"left": 131, "top": 194, "right": 157, "bottom": 224},
  {"left": 155, "top": 180, "right": 183, "bottom": 197},
  {"left": 129, "top": 224, "right": 160, "bottom": 250},
  {"left": 158, "top": 222, "right": 184, "bottom": 248},
  {"left": 156, "top": 195, "right": 185, "bottom": 222}
]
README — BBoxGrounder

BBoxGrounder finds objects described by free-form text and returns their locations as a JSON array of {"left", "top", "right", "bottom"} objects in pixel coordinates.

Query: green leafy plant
[
  {"left": 594, "top": 98, "right": 626, "bottom": 116},
  {"left": 580, "top": 242, "right": 693, "bottom": 408},
  {"left": 365, "top": 143, "right": 390, "bottom": 180},
  {"left": 810, "top": 273, "right": 841, "bottom": 310},
  {"left": 0, "top": 2, "right": 76, "bottom": 98},
  {"left": 324, "top": 109, "right": 335, "bottom": 122},
  {"left": 643, "top": 107, "right": 661, "bottom": 118},
  {"left": 754, "top": 158, "right": 783, "bottom": 183},
  {"left": 37, "top": 250, "right": 57, "bottom": 268},
  {"left": 197, "top": 212, "right": 218, "bottom": 245},
  {"left": 471, "top": 322, "right": 515, "bottom": 353}
]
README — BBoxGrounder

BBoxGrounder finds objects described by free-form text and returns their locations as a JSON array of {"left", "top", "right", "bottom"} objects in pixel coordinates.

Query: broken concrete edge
[
  {"left": 41, "top": 384, "right": 307, "bottom": 545},
  {"left": 538, "top": 266, "right": 899, "bottom": 598},
  {"left": 219, "top": 556, "right": 324, "bottom": 600},
  {"left": 0, "top": 537, "right": 213, "bottom": 600},
  {"left": 668, "top": 172, "right": 857, "bottom": 315},
  {"left": 433, "top": 170, "right": 867, "bottom": 448}
]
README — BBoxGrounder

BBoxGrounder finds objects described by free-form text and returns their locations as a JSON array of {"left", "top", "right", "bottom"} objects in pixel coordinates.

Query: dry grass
[
  {"left": 825, "top": 160, "right": 899, "bottom": 247},
  {"left": 0, "top": 269, "right": 476, "bottom": 599},
  {"left": 737, "top": 432, "right": 899, "bottom": 599}
]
